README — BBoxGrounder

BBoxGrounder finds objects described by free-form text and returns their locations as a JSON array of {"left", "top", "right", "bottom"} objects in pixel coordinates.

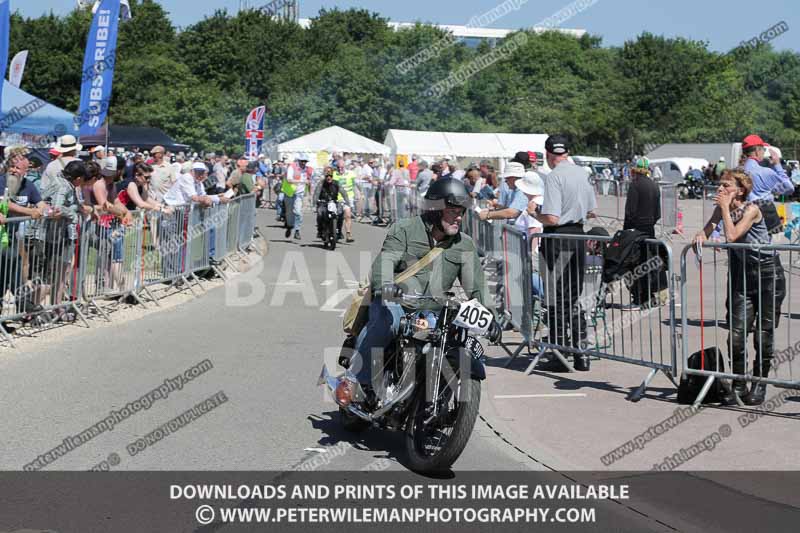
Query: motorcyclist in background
[
  {"left": 346, "top": 178, "right": 502, "bottom": 403},
  {"left": 314, "top": 167, "right": 349, "bottom": 237}
]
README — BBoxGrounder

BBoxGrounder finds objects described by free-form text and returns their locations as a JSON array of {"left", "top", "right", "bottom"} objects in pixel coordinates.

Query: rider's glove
[
  {"left": 379, "top": 283, "right": 404, "bottom": 302},
  {"left": 487, "top": 318, "right": 502, "bottom": 344}
]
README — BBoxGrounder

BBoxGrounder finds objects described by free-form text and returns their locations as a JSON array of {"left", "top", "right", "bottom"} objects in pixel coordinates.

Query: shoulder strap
[{"left": 394, "top": 246, "right": 444, "bottom": 284}]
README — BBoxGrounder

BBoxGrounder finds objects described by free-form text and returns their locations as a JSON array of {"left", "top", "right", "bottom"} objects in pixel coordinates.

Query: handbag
[{"left": 342, "top": 246, "right": 444, "bottom": 335}]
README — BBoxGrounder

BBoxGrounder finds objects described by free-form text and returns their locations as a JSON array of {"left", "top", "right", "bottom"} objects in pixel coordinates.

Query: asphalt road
[{"left": 0, "top": 209, "right": 687, "bottom": 531}]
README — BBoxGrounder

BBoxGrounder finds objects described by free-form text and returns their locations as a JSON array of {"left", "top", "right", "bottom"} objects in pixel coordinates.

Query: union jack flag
[{"left": 245, "top": 105, "right": 266, "bottom": 160}]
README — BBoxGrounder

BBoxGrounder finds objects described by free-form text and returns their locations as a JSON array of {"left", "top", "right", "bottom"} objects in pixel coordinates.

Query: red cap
[
  {"left": 527, "top": 150, "right": 538, "bottom": 163},
  {"left": 742, "top": 134, "right": 766, "bottom": 149},
  {"left": 48, "top": 148, "right": 60, "bottom": 157}
]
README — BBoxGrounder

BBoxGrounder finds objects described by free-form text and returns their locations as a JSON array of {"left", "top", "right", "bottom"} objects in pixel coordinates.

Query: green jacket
[{"left": 370, "top": 216, "right": 495, "bottom": 315}]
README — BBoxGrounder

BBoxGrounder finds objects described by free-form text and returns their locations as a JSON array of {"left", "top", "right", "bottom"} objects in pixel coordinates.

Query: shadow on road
[{"left": 308, "top": 411, "right": 457, "bottom": 479}]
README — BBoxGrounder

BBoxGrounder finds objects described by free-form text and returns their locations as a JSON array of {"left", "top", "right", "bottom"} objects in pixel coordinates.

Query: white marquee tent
[
  {"left": 273, "top": 125, "right": 390, "bottom": 162},
  {"left": 384, "top": 129, "right": 550, "bottom": 170}
]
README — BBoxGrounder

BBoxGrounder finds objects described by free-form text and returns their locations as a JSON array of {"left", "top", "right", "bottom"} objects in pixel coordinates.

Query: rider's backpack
[{"left": 601, "top": 229, "right": 648, "bottom": 284}]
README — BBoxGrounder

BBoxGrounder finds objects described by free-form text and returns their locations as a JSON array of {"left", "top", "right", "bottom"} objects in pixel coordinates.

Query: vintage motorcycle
[
  {"left": 317, "top": 200, "right": 341, "bottom": 250},
  {"left": 319, "top": 293, "right": 494, "bottom": 473}
]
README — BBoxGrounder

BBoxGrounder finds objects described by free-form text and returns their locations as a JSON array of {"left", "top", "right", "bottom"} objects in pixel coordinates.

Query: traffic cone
[{"left": 674, "top": 209, "right": 684, "bottom": 235}]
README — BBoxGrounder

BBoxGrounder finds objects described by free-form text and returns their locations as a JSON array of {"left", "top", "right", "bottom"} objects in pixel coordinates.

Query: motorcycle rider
[
  {"left": 314, "top": 167, "right": 349, "bottom": 238},
  {"left": 346, "top": 178, "right": 502, "bottom": 404}
]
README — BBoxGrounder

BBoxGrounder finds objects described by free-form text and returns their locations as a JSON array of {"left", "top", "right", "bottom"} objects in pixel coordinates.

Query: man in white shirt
[
  {"left": 149, "top": 145, "right": 177, "bottom": 204},
  {"left": 42, "top": 135, "right": 81, "bottom": 195},
  {"left": 360, "top": 160, "right": 374, "bottom": 217}
]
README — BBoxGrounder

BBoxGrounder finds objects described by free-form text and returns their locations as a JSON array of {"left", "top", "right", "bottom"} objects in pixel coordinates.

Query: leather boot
[
  {"left": 743, "top": 360, "right": 771, "bottom": 406},
  {"left": 743, "top": 382, "right": 767, "bottom": 406},
  {"left": 721, "top": 380, "right": 747, "bottom": 406}
]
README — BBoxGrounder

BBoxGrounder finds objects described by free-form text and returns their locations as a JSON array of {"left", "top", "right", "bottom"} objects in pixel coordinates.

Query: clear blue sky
[{"left": 15, "top": 0, "right": 800, "bottom": 52}]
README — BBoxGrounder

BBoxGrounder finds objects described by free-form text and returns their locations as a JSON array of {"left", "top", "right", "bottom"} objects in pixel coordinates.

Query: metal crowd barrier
[
  {"left": 0, "top": 217, "right": 88, "bottom": 345},
  {"left": 140, "top": 206, "right": 192, "bottom": 297},
  {"left": 238, "top": 193, "right": 257, "bottom": 252},
  {"left": 79, "top": 211, "right": 146, "bottom": 315},
  {"left": 498, "top": 225, "right": 534, "bottom": 360},
  {"left": 679, "top": 241, "right": 800, "bottom": 407},
  {"left": 0, "top": 194, "right": 264, "bottom": 347},
  {"left": 658, "top": 182, "right": 682, "bottom": 241},
  {"left": 592, "top": 177, "right": 623, "bottom": 197},
  {"left": 498, "top": 231, "right": 678, "bottom": 401}
]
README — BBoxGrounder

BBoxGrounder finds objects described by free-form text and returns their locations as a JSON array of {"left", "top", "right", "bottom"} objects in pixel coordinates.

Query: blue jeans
[
  {"left": 276, "top": 192, "right": 285, "bottom": 218},
  {"left": 292, "top": 191, "right": 304, "bottom": 230},
  {"left": 531, "top": 273, "right": 543, "bottom": 298},
  {"left": 361, "top": 185, "right": 373, "bottom": 216},
  {"left": 354, "top": 298, "right": 404, "bottom": 386}
]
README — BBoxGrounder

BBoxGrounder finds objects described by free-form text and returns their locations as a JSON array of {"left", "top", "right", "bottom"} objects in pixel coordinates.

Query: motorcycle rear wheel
[{"left": 404, "top": 376, "right": 481, "bottom": 473}]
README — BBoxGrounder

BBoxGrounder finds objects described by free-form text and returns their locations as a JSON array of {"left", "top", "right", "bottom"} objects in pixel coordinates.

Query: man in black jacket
[
  {"left": 623, "top": 158, "right": 668, "bottom": 309},
  {"left": 314, "top": 167, "right": 349, "bottom": 238}
]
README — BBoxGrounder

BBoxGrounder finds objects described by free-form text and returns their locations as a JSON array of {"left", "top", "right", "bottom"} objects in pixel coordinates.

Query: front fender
[{"left": 445, "top": 346, "right": 486, "bottom": 381}]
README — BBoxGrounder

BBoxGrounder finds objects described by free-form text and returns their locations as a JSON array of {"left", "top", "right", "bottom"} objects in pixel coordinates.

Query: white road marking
[
  {"left": 493, "top": 393, "right": 587, "bottom": 399},
  {"left": 320, "top": 280, "right": 334, "bottom": 286},
  {"left": 304, "top": 448, "right": 327, "bottom": 453}
]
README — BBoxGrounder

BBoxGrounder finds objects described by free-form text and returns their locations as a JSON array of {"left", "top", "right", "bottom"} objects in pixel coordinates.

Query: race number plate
[
  {"left": 452, "top": 299, "right": 492, "bottom": 335},
  {"left": 327, "top": 201, "right": 337, "bottom": 213},
  {"left": 464, "top": 335, "right": 485, "bottom": 359}
]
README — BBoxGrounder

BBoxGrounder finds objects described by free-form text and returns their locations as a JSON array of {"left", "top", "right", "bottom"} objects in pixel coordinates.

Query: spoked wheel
[{"left": 404, "top": 373, "right": 481, "bottom": 473}]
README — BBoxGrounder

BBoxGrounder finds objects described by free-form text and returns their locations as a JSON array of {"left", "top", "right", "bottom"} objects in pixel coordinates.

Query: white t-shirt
[{"left": 513, "top": 195, "right": 544, "bottom": 233}]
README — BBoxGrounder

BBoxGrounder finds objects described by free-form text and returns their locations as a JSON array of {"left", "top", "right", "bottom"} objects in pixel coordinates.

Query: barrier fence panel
[
  {"left": 185, "top": 204, "right": 212, "bottom": 276},
  {"left": 211, "top": 203, "right": 229, "bottom": 263},
  {"left": 79, "top": 211, "right": 145, "bottom": 309},
  {"left": 659, "top": 182, "right": 680, "bottom": 240},
  {"left": 225, "top": 198, "right": 241, "bottom": 257},
  {"left": 679, "top": 241, "right": 800, "bottom": 407},
  {"left": 499, "top": 225, "right": 533, "bottom": 361},
  {"left": 237, "top": 193, "right": 257, "bottom": 251},
  {"left": 526, "top": 232, "right": 678, "bottom": 401},
  {"left": 0, "top": 217, "right": 87, "bottom": 342},
  {"left": 140, "top": 205, "right": 193, "bottom": 292}
]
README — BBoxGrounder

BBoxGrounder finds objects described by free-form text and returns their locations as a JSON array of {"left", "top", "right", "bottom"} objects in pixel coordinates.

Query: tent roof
[
  {"left": 277, "top": 126, "right": 390, "bottom": 155},
  {"left": 80, "top": 125, "right": 189, "bottom": 152},
  {"left": 384, "top": 129, "right": 549, "bottom": 158},
  {"left": 0, "top": 81, "right": 77, "bottom": 136},
  {"left": 646, "top": 143, "right": 734, "bottom": 163}
]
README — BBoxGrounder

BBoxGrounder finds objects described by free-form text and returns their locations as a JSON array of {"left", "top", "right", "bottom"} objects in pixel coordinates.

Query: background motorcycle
[
  {"left": 320, "top": 293, "right": 493, "bottom": 473},
  {"left": 317, "top": 200, "right": 341, "bottom": 250},
  {"left": 676, "top": 173, "right": 707, "bottom": 199}
]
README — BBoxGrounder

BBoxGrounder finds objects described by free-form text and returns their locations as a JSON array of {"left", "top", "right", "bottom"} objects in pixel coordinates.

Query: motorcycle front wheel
[
  {"left": 327, "top": 217, "right": 337, "bottom": 250},
  {"left": 404, "top": 375, "right": 481, "bottom": 473}
]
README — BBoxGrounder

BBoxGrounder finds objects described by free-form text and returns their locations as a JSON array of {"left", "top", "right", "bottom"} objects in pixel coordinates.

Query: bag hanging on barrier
[
  {"left": 342, "top": 247, "right": 444, "bottom": 336},
  {"left": 678, "top": 347, "right": 726, "bottom": 404},
  {"left": 601, "top": 229, "right": 648, "bottom": 284}
]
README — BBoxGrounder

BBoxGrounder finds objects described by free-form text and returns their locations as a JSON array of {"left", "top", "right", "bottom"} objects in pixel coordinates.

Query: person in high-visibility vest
[
  {"left": 333, "top": 159, "right": 360, "bottom": 242},
  {"left": 283, "top": 154, "right": 313, "bottom": 240}
]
